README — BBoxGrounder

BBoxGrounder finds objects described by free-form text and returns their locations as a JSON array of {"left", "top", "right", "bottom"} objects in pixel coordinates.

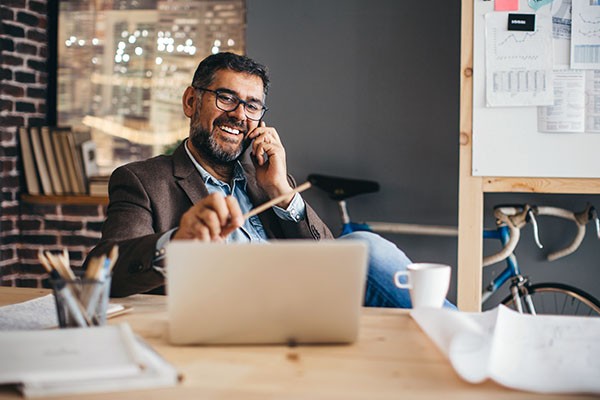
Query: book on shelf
[
  {"left": 18, "top": 127, "right": 40, "bottom": 195},
  {"left": 57, "top": 128, "right": 93, "bottom": 195},
  {"left": 50, "top": 126, "right": 73, "bottom": 194},
  {"left": 0, "top": 323, "right": 179, "bottom": 397},
  {"left": 40, "top": 126, "right": 64, "bottom": 195},
  {"left": 68, "top": 128, "right": 93, "bottom": 195},
  {"left": 28, "top": 126, "right": 54, "bottom": 195},
  {"left": 56, "top": 130, "right": 82, "bottom": 195},
  {"left": 67, "top": 130, "right": 86, "bottom": 195},
  {"left": 20, "top": 126, "right": 101, "bottom": 197},
  {"left": 88, "top": 175, "right": 110, "bottom": 197}
]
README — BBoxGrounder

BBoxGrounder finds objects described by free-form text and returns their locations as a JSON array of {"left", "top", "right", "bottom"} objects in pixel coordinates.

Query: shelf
[{"left": 21, "top": 194, "right": 109, "bottom": 205}]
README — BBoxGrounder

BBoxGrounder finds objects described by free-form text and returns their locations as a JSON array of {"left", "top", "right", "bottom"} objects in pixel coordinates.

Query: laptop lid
[{"left": 166, "top": 240, "right": 368, "bottom": 345}]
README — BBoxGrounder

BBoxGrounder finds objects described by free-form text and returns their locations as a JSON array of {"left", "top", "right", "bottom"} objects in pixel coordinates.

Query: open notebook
[{"left": 166, "top": 240, "right": 368, "bottom": 345}]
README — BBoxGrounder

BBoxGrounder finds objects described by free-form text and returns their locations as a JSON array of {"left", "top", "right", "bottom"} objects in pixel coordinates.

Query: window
[{"left": 58, "top": 0, "right": 246, "bottom": 175}]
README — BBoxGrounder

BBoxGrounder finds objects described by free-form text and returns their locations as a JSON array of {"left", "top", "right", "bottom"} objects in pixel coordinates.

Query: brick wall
[{"left": 1, "top": 0, "right": 105, "bottom": 287}]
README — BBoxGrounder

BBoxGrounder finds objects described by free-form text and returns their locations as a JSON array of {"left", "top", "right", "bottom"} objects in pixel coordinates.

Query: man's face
[{"left": 189, "top": 69, "right": 264, "bottom": 164}]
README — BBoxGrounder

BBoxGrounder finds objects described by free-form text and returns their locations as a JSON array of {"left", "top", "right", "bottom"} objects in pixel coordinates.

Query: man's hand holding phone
[{"left": 248, "top": 121, "right": 294, "bottom": 209}]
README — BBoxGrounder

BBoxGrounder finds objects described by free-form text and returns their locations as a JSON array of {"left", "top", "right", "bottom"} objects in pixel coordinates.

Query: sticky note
[{"left": 495, "top": 0, "right": 519, "bottom": 11}]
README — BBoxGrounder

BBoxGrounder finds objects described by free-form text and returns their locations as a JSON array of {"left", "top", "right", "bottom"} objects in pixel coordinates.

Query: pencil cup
[{"left": 50, "top": 276, "right": 111, "bottom": 328}]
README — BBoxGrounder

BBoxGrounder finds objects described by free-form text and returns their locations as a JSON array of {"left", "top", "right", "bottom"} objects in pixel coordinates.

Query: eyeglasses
[{"left": 194, "top": 87, "right": 268, "bottom": 121}]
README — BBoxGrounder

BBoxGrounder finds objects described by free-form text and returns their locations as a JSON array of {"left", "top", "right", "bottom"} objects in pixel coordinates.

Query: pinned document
[{"left": 484, "top": 12, "right": 554, "bottom": 107}]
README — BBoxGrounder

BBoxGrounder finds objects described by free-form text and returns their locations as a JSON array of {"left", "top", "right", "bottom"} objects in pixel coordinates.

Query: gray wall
[{"left": 246, "top": 0, "right": 600, "bottom": 306}]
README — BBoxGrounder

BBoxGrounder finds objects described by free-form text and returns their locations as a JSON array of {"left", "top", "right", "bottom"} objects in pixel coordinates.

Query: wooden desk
[{"left": 0, "top": 287, "right": 594, "bottom": 399}]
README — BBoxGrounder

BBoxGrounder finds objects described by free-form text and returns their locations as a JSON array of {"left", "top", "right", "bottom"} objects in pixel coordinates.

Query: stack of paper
[
  {"left": 411, "top": 306, "right": 600, "bottom": 394},
  {"left": 0, "top": 323, "right": 179, "bottom": 397},
  {"left": 0, "top": 294, "right": 127, "bottom": 330}
]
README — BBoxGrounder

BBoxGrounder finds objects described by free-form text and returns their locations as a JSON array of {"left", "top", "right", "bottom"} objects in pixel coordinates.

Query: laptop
[{"left": 166, "top": 240, "right": 368, "bottom": 345}]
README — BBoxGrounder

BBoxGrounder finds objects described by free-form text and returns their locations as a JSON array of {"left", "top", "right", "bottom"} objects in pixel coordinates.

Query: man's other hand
[{"left": 173, "top": 193, "right": 244, "bottom": 241}]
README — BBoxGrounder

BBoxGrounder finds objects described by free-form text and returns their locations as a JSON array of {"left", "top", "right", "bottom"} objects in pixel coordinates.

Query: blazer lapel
[{"left": 172, "top": 141, "right": 209, "bottom": 204}]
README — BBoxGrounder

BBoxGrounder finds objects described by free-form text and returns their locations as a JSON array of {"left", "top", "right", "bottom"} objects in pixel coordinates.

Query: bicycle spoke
[
  {"left": 501, "top": 283, "right": 600, "bottom": 316},
  {"left": 561, "top": 293, "right": 567, "bottom": 314}
]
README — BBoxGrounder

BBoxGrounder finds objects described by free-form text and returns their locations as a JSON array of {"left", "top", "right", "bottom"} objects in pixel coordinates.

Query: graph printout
[
  {"left": 571, "top": 0, "right": 600, "bottom": 69},
  {"left": 485, "top": 12, "right": 554, "bottom": 106},
  {"left": 551, "top": 0, "right": 572, "bottom": 40}
]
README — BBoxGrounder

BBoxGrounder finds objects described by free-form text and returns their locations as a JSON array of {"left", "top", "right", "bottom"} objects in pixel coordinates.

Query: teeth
[{"left": 220, "top": 125, "right": 240, "bottom": 135}]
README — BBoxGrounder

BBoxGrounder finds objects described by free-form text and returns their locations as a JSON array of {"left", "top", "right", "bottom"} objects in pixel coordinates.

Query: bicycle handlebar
[
  {"left": 536, "top": 206, "right": 587, "bottom": 261},
  {"left": 482, "top": 217, "right": 520, "bottom": 267},
  {"left": 484, "top": 204, "right": 595, "bottom": 267}
]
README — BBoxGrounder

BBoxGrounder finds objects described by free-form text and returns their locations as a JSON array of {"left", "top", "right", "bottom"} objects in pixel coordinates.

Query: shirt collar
[{"left": 183, "top": 139, "right": 248, "bottom": 190}]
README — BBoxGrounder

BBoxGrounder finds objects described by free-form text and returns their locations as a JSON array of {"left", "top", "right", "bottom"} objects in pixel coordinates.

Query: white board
[{"left": 472, "top": 0, "right": 600, "bottom": 178}]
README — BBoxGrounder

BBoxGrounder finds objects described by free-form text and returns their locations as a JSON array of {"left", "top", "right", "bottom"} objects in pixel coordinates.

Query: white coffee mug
[{"left": 394, "top": 263, "right": 451, "bottom": 308}]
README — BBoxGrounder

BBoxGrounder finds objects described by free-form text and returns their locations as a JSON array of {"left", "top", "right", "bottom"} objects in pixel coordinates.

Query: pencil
[
  {"left": 243, "top": 181, "right": 312, "bottom": 220},
  {"left": 107, "top": 245, "right": 119, "bottom": 272}
]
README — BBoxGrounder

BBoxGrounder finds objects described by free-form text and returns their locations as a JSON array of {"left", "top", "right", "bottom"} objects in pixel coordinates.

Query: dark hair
[{"left": 191, "top": 52, "right": 270, "bottom": 95}]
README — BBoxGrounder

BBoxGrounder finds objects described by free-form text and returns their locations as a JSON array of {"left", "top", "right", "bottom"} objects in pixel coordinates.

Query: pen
[
  {"left": 85, "top": 245, "right": 119, "bottom": 319},
  {"left": 85, "top": 256, "right": 111, "bottom": 317},
  {"left": 243, "top": 181, "right": 312, "bottom": 220},
  {"left": 38, "top": 250, "right": 91, "bottom": 327}
]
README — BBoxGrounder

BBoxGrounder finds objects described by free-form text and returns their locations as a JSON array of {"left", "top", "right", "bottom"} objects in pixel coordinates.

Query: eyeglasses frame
[{"left": 193, "top": 86, "right": 268, "bottom": 121}]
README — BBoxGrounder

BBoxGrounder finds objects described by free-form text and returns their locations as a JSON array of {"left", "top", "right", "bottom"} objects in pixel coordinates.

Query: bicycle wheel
[{"left": 501, "top": 283, "right": 600, "bottom": 316}]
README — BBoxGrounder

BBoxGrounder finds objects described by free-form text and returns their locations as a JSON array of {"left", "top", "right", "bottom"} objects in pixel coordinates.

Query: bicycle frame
[
  {"left": 482, "top": 225, "right": 535, "bottom": 313},
  {"left": 337, "top": 200, "right": 458, "bottom": 237}
]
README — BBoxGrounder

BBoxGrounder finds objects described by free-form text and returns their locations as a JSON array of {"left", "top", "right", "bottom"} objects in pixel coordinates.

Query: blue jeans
[{"left": 339, "top": 231, "right": 456, "bottom": 309}]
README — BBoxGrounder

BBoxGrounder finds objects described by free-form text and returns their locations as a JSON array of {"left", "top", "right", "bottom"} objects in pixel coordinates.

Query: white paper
[
  {"left": 585, "top": 69, "right": 600, "bottom": 132},
  {"left": 21, "top": 335, "right": 179, "bottom": 398},
  {"left": 0, "top": 324, "right": 141, "bottom": 384},
  {"left": 538, "top": 69, "right": 600, "bottom": 133},
  {"left": 0, "top": 293, "right": 125, "bottom": 330},
  {"left": 551, "top": 0, "right": 572, "bottom": 65},
  {"left": 552, "top": 0, "right": 572, "bottom": 40},
  {"left": 411, "top": 306, "right": 600, "bottom": 394},
  {"left": 489, "top": 308, "right": 600, "bottom": 394},
  {"left": 0, "top": 322, "right": 178, "bottom": 397},
  {"left": 538, "top": 69, "right": 586, "bottom": 132},
  {"left": 571, "top": 0, "right": 600, "bottom": 69},
  {"left": 485, "top": 12, "right": 554, "bottom": 106},
  {"left": 0, "top": 294, "right": 59, "bottom": 330}
]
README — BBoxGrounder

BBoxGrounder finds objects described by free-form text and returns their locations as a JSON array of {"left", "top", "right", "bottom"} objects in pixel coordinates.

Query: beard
[{"left": 189, "top": 116, "right": 251, "bottom": 164}]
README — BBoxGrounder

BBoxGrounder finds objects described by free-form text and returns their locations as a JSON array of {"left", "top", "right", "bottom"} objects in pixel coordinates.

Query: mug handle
[{"left": 394, "top": 271, "right": 411, "bottom": 289}]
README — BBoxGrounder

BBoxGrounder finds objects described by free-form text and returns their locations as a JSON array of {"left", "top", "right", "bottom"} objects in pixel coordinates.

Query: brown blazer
[{"left": 85, "top": 142, "right": 333, "bottom": 297}]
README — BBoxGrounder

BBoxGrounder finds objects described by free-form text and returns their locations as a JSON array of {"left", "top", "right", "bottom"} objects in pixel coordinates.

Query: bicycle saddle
[{"left": 308, "top": 174, "right": 380, "bottom": 201}]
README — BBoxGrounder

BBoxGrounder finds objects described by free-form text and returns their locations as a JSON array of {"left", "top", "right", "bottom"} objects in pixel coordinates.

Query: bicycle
[
  {"left": 307, "top": 174, "right": 458, "bottom": 237},
  {"left": 481, "top": 203, "right": 600, "bottom": 316},
  {"left": 308, "top": 174, "right": 600, "bottom": 316}
]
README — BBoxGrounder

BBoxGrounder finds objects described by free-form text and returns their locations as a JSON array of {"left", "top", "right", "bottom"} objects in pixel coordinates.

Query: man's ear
[{"left": 182, "top": 86, "right": 196, "bottom": 118}]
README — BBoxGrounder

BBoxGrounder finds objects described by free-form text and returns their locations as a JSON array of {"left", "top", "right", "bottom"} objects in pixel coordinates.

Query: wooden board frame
[{"left": 457, "top": 0, "right": 600, "bottom": 311}]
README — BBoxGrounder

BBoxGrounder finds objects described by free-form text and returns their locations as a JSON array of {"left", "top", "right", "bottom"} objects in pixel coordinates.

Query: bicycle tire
[{"left": 501, "top": 282, "right": 600, "bottom": 316}]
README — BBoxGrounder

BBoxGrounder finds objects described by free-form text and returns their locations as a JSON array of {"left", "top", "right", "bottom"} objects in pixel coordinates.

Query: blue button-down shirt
[
  {"left": 192, "top": 151, "right": 269, "bottom": 243},
  {"left": 153, "top": 141, "right": 306, "bottom": 270}
]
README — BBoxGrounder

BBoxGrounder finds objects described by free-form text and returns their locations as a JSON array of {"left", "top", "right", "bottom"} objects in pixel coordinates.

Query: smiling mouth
[{"left": 218, "top": 125, "right": 243, "bottom": 135}]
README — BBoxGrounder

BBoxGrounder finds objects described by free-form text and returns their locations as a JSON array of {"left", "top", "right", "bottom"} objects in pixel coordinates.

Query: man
[{"left": 85, "top": 52, "right": 417, "bottom": 307}]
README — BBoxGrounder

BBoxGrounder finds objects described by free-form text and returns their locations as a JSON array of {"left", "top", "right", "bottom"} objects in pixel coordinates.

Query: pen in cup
[
  {"left": 38, "top": 250, "right": 91, "bottom": 327},
  {"left": 85, "top": 245, "right": 119, "bottom": 317}
]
